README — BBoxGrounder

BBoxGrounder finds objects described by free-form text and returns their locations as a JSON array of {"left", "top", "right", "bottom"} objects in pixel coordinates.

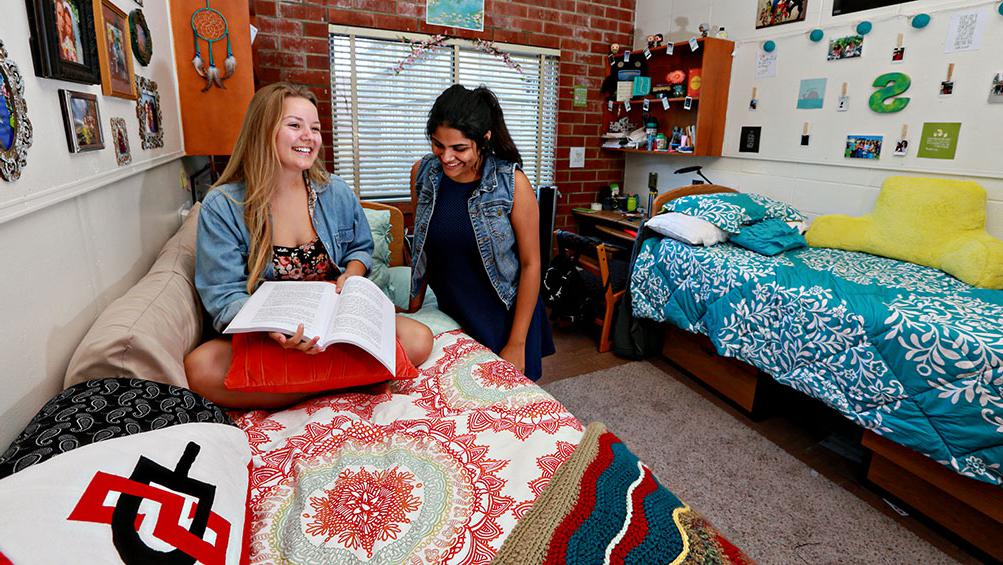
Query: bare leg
[
  {"left": 183, "top": 338, "right": 313, "bottom": 410},
  {"left": 395, "top": 315, "right": 434, "bottom": 366}
]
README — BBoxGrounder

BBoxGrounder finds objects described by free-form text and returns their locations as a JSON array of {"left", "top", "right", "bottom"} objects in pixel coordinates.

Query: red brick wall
[{"left": 250, "top": 0, "right": 633, "bottom": 230}]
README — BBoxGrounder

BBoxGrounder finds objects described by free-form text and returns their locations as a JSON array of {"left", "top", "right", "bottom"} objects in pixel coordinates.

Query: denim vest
[
  {"left": 410, "top": 154, "right": 521, "bottom": 308},
  {"left": 196, "top": 176, "right": 374, "bottom": 332}
]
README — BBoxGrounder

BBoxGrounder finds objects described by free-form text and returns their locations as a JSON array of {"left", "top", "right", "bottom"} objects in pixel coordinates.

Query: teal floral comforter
[{"left": 631, "top": 236, "right": 1003, "bottom": 486}]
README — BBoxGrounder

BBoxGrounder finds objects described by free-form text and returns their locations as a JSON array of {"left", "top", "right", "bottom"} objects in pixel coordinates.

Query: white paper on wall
[
  {"left": 756, "top": 50, "right": 777, "bottom": 79},
  {"left": 944, "top": 11, "right": 984, "bottom": 53}
]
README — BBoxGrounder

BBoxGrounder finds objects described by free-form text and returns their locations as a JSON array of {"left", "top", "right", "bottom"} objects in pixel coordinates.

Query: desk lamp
[{"left": 673, "top": 165, "right": 713, "bottom": 185}]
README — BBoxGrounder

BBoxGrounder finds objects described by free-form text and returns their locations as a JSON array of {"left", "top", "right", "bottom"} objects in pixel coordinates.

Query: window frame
[{"left": 328, "top": 25, "right": 560, "bottom": 202}]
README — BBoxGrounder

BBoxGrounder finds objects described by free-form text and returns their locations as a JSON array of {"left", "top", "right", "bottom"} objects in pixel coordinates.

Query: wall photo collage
[
  {"left": 7, "top": 0, "right": 158, "bottom": 182},
  {"left": 743, "top": 5, "right": 998, "bottom": 165}
]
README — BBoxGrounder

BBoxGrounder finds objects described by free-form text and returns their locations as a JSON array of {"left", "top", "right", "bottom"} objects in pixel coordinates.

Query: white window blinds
[{"left": 329, "top": 29, "right": 559, "bottom": 200}]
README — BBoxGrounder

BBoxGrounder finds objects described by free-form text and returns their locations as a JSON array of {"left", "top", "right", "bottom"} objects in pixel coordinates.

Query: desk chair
[{"left": 553, "top": 230, "right": 628, "bottom": 353}]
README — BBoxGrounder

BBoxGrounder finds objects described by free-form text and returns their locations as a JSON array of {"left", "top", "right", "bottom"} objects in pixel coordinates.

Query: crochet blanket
[{"left": 493, "top": 422, "right": 750, "bottom": 564}]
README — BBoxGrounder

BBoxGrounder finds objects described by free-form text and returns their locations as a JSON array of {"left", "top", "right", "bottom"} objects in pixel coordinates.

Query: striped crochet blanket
[{"left": 494, "top": 423, "right": 751, "bottom": 564}]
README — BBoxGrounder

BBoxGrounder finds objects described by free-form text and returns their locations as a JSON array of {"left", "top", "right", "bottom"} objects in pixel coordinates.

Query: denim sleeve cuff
[
  {"left": 344, "top": 251, "right": 373, "bottom": 273},
  {"left": 213, "top": 296, "right": 248, "bottom": 333}
]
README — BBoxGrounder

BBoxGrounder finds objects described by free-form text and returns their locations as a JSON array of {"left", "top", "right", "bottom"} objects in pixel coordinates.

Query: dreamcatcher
[{"left": 190, "top": 0, "right": 235, "bottom": 91}]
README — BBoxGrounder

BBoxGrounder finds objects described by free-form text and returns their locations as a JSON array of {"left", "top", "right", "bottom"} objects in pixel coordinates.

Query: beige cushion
[{"left": 64, "top": 204, "right": 203, "bottom": 389}]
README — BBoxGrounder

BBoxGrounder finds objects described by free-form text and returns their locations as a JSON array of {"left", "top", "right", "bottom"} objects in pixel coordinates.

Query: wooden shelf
[
  {"left": 602, "top": 147, "right": 697, "bottom": 156},
  {"left": 600, "top": 37, "right": 733, "bottom": 157},
  {"left": 614, "top": 96, "right": 698, "bottom": 104}
]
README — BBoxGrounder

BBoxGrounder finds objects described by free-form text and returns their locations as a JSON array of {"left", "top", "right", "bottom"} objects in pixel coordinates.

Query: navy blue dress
[{"left": 424, "top": 175, "right": 555, "bottom": 380}]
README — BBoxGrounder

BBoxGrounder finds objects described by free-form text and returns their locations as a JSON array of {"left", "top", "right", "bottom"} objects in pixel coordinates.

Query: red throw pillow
[{"left": 224, "top": 333, "right": 418, "bottom": 393}]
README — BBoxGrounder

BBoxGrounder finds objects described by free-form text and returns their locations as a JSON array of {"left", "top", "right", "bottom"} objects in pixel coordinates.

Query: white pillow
[{"left": 645, "top": 212, "right": 729, "bottom": 246}]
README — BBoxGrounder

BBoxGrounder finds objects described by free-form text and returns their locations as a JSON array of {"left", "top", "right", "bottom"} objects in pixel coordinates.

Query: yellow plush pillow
[{"left": 806, "top": 176, "right": 1003, "bottom": 289}]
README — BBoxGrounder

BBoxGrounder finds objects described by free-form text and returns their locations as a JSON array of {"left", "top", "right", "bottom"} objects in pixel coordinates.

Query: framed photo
[
  {"left": 24, "top": 0, "right": 101, "bottom": 84},
  {"left": 128, "top": 9, "right": 152, "bottom": 66},
  {"left": 94, "top": 0, "right": 135, "bottom": 99},
  {"left": 58, "top": 89, "right": 103, "bottom": 152},
  {"left": 827, "top": 35, "right": 864, "bottom": 61},
  {"left": 0, "top": 41, "right": 35, "bottom": 182},
  {"left": 135, "top": 75, "right": 163, "bottom": 149},
  {"left": 833, "top": 0, "right": 915, "bottom": 16},
  {"left": 739, "top": 126, "right": 762, "bottom": 153},
  {"left": 990, "top": 72, "right": 1003, "bottom": 104},
  {"left": 110, "top": 117, "right": 130, "bottom": 165},
  {"left": 756, "top": 0, "right": 807, "bottom": 29},
  {"left": 844, "top": 134, "right": 882, "bottom": 159}
]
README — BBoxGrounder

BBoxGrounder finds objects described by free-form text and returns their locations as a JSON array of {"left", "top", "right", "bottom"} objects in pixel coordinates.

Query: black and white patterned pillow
[{"left": 0, "top": 378, "right": 232, "bottom": 479}]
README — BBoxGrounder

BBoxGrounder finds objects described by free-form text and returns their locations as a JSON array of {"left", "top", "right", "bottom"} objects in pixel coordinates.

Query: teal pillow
[
  {"left": 729, "top": 219, "right": 806, "bottom": 256},
  {"left": 362, "top": 208, "right": 393, "bottom": 298},
  {"left": 662, "top": 193, "right": 767, "bottom": 233},
  {"left": 662, "top": 193, "right": 804, "bottom": 233},
  {"left": 747, "top": 194, "right": 805, "bottom": 222}
]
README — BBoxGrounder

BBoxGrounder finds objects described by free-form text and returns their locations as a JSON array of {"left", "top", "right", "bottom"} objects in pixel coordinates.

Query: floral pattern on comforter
[
  {"left": 631, "top": 237, "right": 1003, "bottom": 486},
  {"left": 232, "top": 330, "right": 584, "bottom": 564}
]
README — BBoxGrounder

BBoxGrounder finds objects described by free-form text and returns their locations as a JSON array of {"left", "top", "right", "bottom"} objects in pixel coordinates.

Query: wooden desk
[{"left": 571, "top": 209, "right": 642, "bottom": 246}]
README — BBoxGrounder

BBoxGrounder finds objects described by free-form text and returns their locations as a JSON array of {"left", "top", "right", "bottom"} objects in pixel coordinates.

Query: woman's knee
[
  {"left": 396, "top": 317, "right": 433, "bottom": 366},
  {"left": 183, "top": 340, "right": 231, "bottom": 398}
]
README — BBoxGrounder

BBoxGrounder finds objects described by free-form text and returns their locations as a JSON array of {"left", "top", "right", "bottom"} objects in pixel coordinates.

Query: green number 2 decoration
[{"left": 869, "top": 72, "right": 911, "bottom": 113}]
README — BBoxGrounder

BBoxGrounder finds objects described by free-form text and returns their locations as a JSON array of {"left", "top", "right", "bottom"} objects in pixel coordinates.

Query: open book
[{"left": 223, "top": 277, "right": 395, "bottom": 374}]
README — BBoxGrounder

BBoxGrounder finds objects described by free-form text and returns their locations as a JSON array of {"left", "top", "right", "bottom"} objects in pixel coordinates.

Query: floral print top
[
  {"left": 270, "top": 183, "right": 341, "bottom": 281},
  {"left": 272, "top": 239, "right": 340, "bottom": 281}
]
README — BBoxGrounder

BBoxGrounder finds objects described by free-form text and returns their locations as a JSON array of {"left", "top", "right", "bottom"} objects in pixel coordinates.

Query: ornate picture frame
[
  {"left": 129, "top": 9, "right": 152, "bottom": 66},
  {"left": 24, "top": 0, "right": 101, "bottom": 84},
  {"left": 0, "top": 41, "right": 34, "bottom": 182},
  {"left": 135, "top": 75, "right": 163, "bottom": 149},
  {"left": 94, "top": 0, "right": 136, "bottom": 99},
  {"left": 110, "top": 117, "right": 131, "bottom": 165},
  {"left": 58, "top": 88, "right": 104, "bottom": 152}
]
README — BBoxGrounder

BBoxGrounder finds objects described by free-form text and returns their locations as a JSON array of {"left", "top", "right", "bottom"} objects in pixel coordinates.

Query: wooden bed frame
[
  {"left": 648, "top": 185, "right": 1003, "bottom": 561},
  {"left": 361, "top": 200, "right": 406, "bottom": 267}
]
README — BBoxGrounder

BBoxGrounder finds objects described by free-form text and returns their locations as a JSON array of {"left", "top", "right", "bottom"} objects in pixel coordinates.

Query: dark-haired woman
[{"left": 407, "top": 85, "right": 554, "bottom": 380}]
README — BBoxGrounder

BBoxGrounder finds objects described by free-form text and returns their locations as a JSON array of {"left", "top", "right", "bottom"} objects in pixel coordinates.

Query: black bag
[
  {"left": 543, "top": 251, "right": 601, "bottom": 326},
  {"left": 612, "top": 228, "right": 663, "bottom": 359},
  {"left": 612, "top": 290, "right": 662, "bottom": 359}
]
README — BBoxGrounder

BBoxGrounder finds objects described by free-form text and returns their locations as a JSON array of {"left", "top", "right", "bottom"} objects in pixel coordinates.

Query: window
[{"left": 329, "top": 27, "right": 559, "bottom": 200}]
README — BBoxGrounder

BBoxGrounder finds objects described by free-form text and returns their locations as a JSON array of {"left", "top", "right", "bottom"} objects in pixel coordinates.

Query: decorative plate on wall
[
  {"left": 0, "top": 41, "right": 33, "bottom": 182},
  {"left": 129, "top": 9, "right": 152, "bottom": 66}
]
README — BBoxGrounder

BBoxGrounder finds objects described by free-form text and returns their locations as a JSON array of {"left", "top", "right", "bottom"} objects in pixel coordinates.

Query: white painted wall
[
  {"left": 0, "top": 1, "right": 189, "bottom": 447},
  {"left": 628, "top": 0, "right": 1003, "bottom": 238}
]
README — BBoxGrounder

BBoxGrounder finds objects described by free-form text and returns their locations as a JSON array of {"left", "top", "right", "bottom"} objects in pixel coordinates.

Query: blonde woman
[{"left": 185, "top": 82, "right": 433, "bottom": 408}]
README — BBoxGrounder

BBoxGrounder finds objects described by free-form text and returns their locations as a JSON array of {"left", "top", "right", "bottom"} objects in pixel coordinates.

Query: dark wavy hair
[{"left": 426, "top": 84, "right": 522, "bottom": 167}]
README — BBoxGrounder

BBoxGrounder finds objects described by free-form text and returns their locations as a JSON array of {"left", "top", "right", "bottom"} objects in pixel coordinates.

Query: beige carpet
[{"left": 543, "top": 361, "right": 959, "bottom": 565}]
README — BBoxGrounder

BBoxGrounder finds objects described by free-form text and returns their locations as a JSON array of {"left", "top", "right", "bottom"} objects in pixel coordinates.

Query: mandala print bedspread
[
  {"left": 232, "top": 330, "right": 584, "bottom": 564},
  {"left": 632, "top": 237, "right": 1003, "bottom": 486}
]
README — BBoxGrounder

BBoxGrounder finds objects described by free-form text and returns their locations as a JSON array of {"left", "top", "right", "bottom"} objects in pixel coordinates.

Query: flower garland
[
  {"left": 392, "top": 34, "right": 447, "bottom": 75},
  {"left": 391, "top": 35, "right": 524, "bottom": 76},
  {"left": 471, "top": 39, "right": 523, "bottom": 74}
]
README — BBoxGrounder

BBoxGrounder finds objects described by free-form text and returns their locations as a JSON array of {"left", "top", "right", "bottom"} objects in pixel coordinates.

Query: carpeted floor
[{"left": 543, "top": 361, "right": 960, "bottom": 565}]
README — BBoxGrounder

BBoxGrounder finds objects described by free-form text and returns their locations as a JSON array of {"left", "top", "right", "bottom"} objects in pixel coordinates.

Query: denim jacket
[
  {"left": 410, "top": 153, "right": 521, "bottom": 308},
  {"left": 196, "top": 176, "right": 373, "bottom": 332}
]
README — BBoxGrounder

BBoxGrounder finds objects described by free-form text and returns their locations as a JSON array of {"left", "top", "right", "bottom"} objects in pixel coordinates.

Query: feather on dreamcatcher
[{"left": 191, "top": 0, "right": 234, "bottom": 91}]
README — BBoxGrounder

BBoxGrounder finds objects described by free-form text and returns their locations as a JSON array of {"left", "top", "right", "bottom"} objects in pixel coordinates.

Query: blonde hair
[{"left": 213, "top": 82, "right": 329, "bottom": 293}]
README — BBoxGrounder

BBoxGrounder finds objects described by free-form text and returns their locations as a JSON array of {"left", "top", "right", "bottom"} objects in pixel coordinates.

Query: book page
[
  {"left": 223, "top": 281, "right": 336, "bottom": 339},
  {"left": 325, "top": 276, "right": 396, "bottom": 373}
]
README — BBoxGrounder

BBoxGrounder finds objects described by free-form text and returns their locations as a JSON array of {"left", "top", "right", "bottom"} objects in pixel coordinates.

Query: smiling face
[
  {"left": 274, "top": 96, "right": 321, "bottom": 174},
  {"left": 430, "top": 125, "right": 487, "bottom": 183}
]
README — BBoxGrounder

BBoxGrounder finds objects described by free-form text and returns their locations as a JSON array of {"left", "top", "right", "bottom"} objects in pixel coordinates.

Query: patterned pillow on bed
[
  {"left": 0, "top": 378, "right": 248, "bottom": 564},
  {"left": 0, "top": 421, "right": 251, "bottom": 564},
  {"left": 663, "top": 193, "right": 804, "bottom": 234},
  {"left": 0, "top": 377, "right": 232, "bottom": 479}
]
